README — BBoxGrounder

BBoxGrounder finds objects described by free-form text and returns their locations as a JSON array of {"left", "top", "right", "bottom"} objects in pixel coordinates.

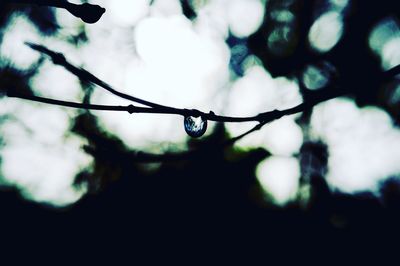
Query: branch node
[
  {"left": 257, "top": 109, "right": 283, "bottom": 122},
  {"left": 52, "top": 52, "right": 67, "bottom": 65},
  {"left": 127, "top": 104, "right": 135, "bottom": 114},
  {"left": 184, "top": 108, "right": 202, "bottom": 117}
]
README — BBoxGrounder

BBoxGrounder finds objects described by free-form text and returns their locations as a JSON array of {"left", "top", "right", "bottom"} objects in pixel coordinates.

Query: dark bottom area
[{"left": 1, "top": 170, "right": 399, "bottom": 262}]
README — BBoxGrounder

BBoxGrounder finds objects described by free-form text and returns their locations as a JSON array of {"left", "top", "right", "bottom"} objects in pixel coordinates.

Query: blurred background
[{"left": 0, "top": 0, "right": 400, "bottom": 256}]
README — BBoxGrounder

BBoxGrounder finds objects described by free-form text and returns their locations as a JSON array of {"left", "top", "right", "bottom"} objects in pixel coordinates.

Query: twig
[
  {"left": 5, "top": 83, "right": 342, "bottom": 164},
  {"left": 5, "top": 89, "right": 313, "bottom": 121},
  {"left": 4, "top": 0, "right": 105, "bottom": 24},
  {"left": 5, "top": 41, "right": 400, "bottom": 161},
  {"left": 24, "top": 42, "right": 178, "bottom": 110},
  {"left": 6, "top": 92, "right": 187, "bottom": 115},
  {"left": 23, "top": 42, "right": 297, "bottom": 123},
  {"left": 24, "top": 42, "right": 400, "bottom": 124}
]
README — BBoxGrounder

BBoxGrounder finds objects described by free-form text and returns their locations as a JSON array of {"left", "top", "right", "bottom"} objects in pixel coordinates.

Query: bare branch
[
  {"left": 23, "top": 42, "right": 304, "bottom": 123},
  {"left": 5, "top": 42, "right": 398, "bottom": 162},
  {"left": 5, "top": 84, "right": 339, "bottom": 163},
  {"left": 4, "top": 0, "right": 105, "bottom": 24}
]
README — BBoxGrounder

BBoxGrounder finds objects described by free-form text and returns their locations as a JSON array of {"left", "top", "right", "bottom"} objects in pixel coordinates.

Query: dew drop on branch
[{"left": 184, "top": 116, "right": 207, "bottom": 138}]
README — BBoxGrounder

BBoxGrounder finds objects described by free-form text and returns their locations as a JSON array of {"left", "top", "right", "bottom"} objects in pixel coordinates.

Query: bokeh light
[
  {"left": 256, "top": 156, "right": 300, "bottom": 205},
  {"left": 311, "top": 98, "right": 400, "bottom": 193},
  {"left": 308, "top": 11, "right": 344, "bottom": 53},
  {"left": 369, "top": 17, "right": 400, "bottom": 70}
]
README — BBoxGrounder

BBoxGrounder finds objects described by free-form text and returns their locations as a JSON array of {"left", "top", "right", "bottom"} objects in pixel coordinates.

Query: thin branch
[
  {"left": 7, "top": 92, "right": 127, "bottom": 112},
  {"left": 6, "top": 42, "right": 399, "bottom": 161},
  {"left": 5, "top": 0, "right": 105, "bottom": 24},
  {"left": 24, "top": 42, "right": 179, "bottom": 111},
  {"left": 24, "top": 42, "right": 400, "bottom": 125},
  {"left": 5, "top": 85, "right": 342, "bottom": 163},
  {"left": 8, "top": 64, "right": 398, "bottom": 162},
  {"left": 23, "top": 42, "right": 291, "bottom": 122},
  {"left": 6, "top": 90, "right": 308, "bottom": 120},
  {"left": 5, "top": 92, "right": 190, "bottom": 115}
]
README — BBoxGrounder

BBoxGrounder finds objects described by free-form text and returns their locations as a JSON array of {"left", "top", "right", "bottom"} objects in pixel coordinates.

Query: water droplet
[{"left": 184, "top": 116, "right": 207, "bottom": 138}]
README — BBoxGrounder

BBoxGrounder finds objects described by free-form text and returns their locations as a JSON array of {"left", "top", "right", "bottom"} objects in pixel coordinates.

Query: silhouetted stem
[
  {"left": 24, "top": 42, "right": 319, "bottom": 123},
  {"left": 6, "top": 92, "right": 187, "bottom": 115},
  {"left": 6, "top": 91, "right": 313, "bottom": 121},
  {"left": 25, "top": 42, "right": 180, "bottom": 111},
  {"left": 6, "top": 42, "right": 399, "bottom": 161},
  {"left": 5, "top": 0, "right": 105, "bottom": 23},
  {"left": 16, "top": 43, "right": 400, "bottom": 124}
]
